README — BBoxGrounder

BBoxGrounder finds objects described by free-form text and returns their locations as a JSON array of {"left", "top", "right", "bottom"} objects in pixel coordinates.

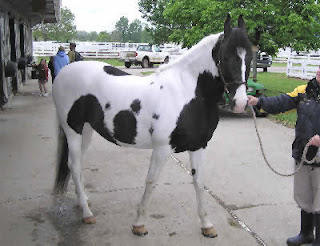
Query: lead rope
[{"left": 249, "top": 105, "right": 320, "bottom": 177}]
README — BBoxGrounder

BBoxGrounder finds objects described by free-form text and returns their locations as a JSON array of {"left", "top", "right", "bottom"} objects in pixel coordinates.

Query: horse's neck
[
  {"left": 185, "top": 47, "right": 217, "bottom": 78},
  {"left": 161, "top": 34, "right": 220, "bottom": 82}
]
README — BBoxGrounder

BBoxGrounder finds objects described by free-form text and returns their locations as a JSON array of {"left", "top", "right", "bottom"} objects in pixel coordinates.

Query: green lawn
[
  {"left": 256, "top": 72, "right": 307, "bottom": 128},
  {"left": 84, "top": 58, "right": 123, "bottom": 66},
  {"left": 272, "top": 62, "right": 287, "bottom": 67}
]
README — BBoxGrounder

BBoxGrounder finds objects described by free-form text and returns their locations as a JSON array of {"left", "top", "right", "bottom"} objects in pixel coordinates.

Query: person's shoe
[
  {"left": 312, "top": 214, "right": 320, "bottom": 246},
  {"left": 287, "top": 210, "right": 314, "bottom": 246},
  {"left": 43, "top": 93, "right": 48, "bottom": 97},
  {"left": 39, "top": 92, "right": 43, "bottom": 96}
]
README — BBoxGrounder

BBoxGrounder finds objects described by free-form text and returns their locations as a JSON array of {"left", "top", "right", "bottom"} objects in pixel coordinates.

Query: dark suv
[{"left": 257, "top": 51, "right": 272, "bottom": 72}]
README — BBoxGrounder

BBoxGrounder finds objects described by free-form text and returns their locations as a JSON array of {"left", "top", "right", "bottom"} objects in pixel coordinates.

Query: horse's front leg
[
  {"left": 189, "top": 148, "right": 217, "bottom": 238},
  {"left": 132, "top": 146, "right": 170, "bottom": 236}
]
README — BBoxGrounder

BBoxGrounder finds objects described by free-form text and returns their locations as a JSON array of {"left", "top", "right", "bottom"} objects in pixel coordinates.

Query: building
[{"left": 0, "top": 0, "right": 60, "bottom": 107}]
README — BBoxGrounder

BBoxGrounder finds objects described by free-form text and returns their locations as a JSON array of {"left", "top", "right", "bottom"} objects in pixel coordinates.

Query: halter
[{"left": 216, "top": 37, "right": 247, "bottom": 94}]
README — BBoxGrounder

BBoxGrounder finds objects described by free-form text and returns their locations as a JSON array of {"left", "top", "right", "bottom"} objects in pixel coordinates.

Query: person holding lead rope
[{"left": 248, "top": 66, "right": 320, "bottom": 246}]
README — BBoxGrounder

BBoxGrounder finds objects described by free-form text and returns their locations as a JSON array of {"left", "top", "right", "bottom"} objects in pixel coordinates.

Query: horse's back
[{"left": 52, "top": 61, "right": 157, "bottom": 148}]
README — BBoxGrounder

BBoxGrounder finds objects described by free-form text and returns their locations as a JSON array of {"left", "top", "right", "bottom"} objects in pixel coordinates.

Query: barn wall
[
  {"left": 0, "top": 0, "right": 59, "bottom": 107},
  {"left": 0, "top": 12, "right": 38, "bottom": 106}
]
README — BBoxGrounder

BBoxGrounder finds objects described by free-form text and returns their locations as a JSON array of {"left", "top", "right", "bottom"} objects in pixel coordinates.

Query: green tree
[
  {"left": 139, "top": 0, "right": 172, "bottom": 44},
  {"left": 88, "top": 31, "right": 98, "bottom": 41},
  {"left": 127, "top": 19, "right": 142, "bottom": 42},
  {"left": 32, "top": 7, "right": 76, "bottom": 42},
  {"left": 140, "top": 0, "right": 320, "bottom": 55},
  {"left": 115, "top": 16, "right": 129, "bottom": 42},
  {"left": 109, "top": 30, "right": 122, "bottom": 42},
  {"left": 140, "top": 25, "right": 153, "bottom": 43},
  {"left": 96, "top": 31, "right": 111, "bottom": 42},
  {"left": 76, "top": 31, "right": 91, "bottom": 41}
]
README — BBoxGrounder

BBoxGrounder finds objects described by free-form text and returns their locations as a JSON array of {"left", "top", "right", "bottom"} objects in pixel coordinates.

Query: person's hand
[
  {"left": 247, "top": 95, "right": 259, "bottom": 106},
  {"left": 307, "top": 135, "right": 320, "bottom": 147}
]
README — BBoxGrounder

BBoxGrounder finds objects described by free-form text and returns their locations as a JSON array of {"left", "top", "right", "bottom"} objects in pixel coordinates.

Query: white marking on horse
[
  {"left": 233, "top": 84, "right": 247, "bottom": 113},
  {"left": 237, "top": 47, "right": 246, "bottom": 83},
  {"left": 232, "top": 48, "right": 248, "bottom": 113}
]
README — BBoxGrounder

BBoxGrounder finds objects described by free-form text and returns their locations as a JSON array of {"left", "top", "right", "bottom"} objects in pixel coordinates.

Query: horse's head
[{"left": 216, "top": 14, "right": 252, "bottom": 113}]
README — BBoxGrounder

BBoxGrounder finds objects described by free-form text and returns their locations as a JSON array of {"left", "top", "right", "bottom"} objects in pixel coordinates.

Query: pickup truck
[{"left": 119, "top": 44, "right": 170, "bottom": 68}]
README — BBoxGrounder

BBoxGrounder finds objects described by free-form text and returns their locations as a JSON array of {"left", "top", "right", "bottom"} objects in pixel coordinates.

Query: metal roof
[{"left": 0, "top": 0, "right": 61, "bottom": 26}]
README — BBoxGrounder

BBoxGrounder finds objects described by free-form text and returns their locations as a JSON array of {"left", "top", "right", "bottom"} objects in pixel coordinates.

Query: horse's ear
[
  {"left": 238, "top": 14, "right": 246, "bottom": 30},
  {"left": 224, "top": 13, "right": 232, "bottom": 36}
]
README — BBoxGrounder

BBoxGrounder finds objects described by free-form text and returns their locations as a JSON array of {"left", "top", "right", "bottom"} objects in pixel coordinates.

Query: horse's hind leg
[
  {"left": 132, "top": 146, "right": 170, "bottom": 236},
  {"left": 189, "top": 149, "right": 217, "bottom": 238},
  {"left": 65, "top": 128, "right": 95, "bottom": 224},
  {"left": 81, "top": 123, "right": 94, "bottom": 206}
]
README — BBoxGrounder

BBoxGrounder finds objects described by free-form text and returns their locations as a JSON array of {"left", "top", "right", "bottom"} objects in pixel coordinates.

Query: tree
[
  {"left": 32, "top": 7, "right": 77, "bottom": 42},
  {"left": 76, "top": 31, "right": 91, "bottom": 41},
  {"left": 139, "top": 0, "right": 172, "bottom": 44},
  {"left": 140, "top": 25, "right": 153, "bottom": 43},
  {"left": 127, "top": 19, "right": 143, "bottom": 42},
  {"left": 115, "top": 16, "right": 129, "bottom": 42},
  {"left": 140, "top": 0, "right": 320, "bottom": 55},
  {"left": 88, "top": 31, "right": 98, "bottom": 41},
  {"left": 109, "top": 30, "right": 122, "bottom": 42},
  {"left": 96, "top": 31, "right": 111, "bottom": 42}
]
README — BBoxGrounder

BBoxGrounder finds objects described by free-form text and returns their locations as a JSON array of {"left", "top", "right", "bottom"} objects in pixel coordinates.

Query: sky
[{"left": 62, "top": 0, "right": 145, "bottom": 33}]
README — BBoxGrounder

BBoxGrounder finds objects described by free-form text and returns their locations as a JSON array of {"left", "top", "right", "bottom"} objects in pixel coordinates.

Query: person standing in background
[
  {"left": 53, "top": 46, "right": 69, "bottom": 78},
  {"left": 48, "top": 56, "right": 55, "bottom": 83},
  {"left": 68, "top": 42, "right": 76, "bottom": 63},
  {"left": 33, "top": 58, "right": 49, "bottom": 96}
]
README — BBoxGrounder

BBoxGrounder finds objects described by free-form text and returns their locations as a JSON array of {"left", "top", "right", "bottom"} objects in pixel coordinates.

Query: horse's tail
[{"left": 53, "top": 125, "right": 70, "bottom": 194}]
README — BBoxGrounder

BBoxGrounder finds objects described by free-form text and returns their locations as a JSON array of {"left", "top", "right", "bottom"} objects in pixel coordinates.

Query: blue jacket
[
  {"left": 53, "top": 51, "right": 69, "bottom": 76},
  {"left": 257, "top": 79, "right": 320, "bottom": 162}
]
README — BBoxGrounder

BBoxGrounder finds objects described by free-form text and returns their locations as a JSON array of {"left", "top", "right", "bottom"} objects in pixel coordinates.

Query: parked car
[
  {"left": 257, "top": 51, "right": 272, "bottom": 72},
  {"left": 119, "top": 44, "right": 170, "bottom": 68}
]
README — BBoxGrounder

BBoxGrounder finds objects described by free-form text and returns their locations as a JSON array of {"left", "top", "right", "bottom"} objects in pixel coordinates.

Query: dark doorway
[
  {"left": 19, "top": 23, "right": 26, "bottom": 83},
  {"left": 19, "top": 24, "right": 25, "bottom": 57},
  {"left": 9, "top": 17, "right": 17, "bottom": 93},
  {"left": 9, "top": 18, "right": 16, "bottom": 62},
  {"left": 0, "top": 17, "right": 7, "bottom": 106}
]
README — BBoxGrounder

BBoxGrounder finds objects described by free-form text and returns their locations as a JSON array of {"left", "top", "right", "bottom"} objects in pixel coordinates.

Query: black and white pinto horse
[{"left": 52, "top": 15, "right": 252, "bottom": 238}]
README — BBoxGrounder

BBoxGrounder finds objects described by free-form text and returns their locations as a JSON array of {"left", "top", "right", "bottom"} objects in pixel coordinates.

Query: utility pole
[{"left": 252, "top": 45, "right": 258, "bottom": 82}]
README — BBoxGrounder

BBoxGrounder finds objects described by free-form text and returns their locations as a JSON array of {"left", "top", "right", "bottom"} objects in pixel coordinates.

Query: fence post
[
  {"left": 287, "top": 57, "right": 291, "bottom": 77},
  {"left": 301, "top": 59, "right": 306, "bottom": 79}
]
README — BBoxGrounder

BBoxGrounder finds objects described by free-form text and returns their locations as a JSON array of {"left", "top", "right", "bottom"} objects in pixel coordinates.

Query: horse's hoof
[
  {"left": 132, "top": 225, "right": 148, "bottom": 236},
  {"left": 202, "top": 227, "right": 218, "bottom": 238},
  {"left": 82, "top": 216, "right": 96, "bottom": 224}
]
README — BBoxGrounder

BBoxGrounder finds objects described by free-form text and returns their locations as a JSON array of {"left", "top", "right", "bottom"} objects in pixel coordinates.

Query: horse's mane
[{"left": 158, "top": 32, "right": 223, "bottom": 73}]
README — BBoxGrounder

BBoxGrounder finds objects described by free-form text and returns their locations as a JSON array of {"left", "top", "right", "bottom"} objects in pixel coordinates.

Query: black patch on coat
[
  {"left": 105, "top": 103, "right": 111, "bottom": 109},
  {"left": 67, "top": 94, "right": 117, "bottom": 144},
  {"left": 160, "top": 85, "right": 164, "bottom": 90},
  {"left": 150, "top": 82, "right": 154, "bottom": 85},
  {"left": 191, "top": 169, "right": 196, "bottom": 176},
  {"left": 130, "top": 99, "right": 141, "bottom": 114},
  {"left": 149, "top": 126, "right": 154, "bottom": 135},
  {"left": 103, "top": 66, "right": 130, "bottom": 76},
  {"left": 152, "top": 113, "right": 159, "bottom": 120},
  {"left": 113, "top": 110, "right": 137, "bottom": 144},
  {"left": 169, "top": 71, "right": 224, "bottom": 153}
]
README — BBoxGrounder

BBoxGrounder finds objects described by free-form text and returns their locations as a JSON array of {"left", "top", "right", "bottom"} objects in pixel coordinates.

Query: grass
[
  {"left": 141, "top": 71, "right": 155, "bottom": 76},
  {"left": 34, "top": 57, "right": 123, "bottom": 66},
  {"left": 84, "top": 58, "right": 123, "bottom": 66},
  {"left": 272, "top": 62, "right": 287, "bottom": 67},
  {"left": 256, "top": 72, "right": 307, "bottom": 128}
]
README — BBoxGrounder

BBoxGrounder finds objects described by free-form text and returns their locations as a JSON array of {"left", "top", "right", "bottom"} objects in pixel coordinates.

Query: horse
[{"left": 52, "top": 14, "right": 252, "bottom": 238}]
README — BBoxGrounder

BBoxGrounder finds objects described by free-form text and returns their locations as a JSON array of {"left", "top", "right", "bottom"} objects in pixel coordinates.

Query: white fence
[
  {"left": 287, "top": 55, "right": 320, "bottom": 80},
  {"left": 33, "top": 41, "right": 183, "bottom": 59}
]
